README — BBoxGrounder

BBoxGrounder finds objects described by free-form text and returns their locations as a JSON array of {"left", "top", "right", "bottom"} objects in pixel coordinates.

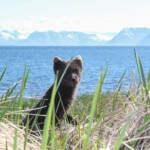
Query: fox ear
[
  {"left": 53, "top": 57, "right": 64, "bottom": 74},
  {"left": 74, "top": 55, "right": 82, "bottom": 68}
]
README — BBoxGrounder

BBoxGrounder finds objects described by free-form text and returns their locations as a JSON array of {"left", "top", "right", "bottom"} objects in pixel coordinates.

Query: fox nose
[
  {"left": 71, "top": 74, "right": 77, "bottom": 82},
  {"left": 72, "top": 77, "right": 76, "bottom": 82}
]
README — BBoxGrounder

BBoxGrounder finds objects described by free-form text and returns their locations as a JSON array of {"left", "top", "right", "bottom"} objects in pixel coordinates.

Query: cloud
[
  {"left": 0, "top": 15, "right": 121, "bottom": 33},
  {"left": 1, "top": 31, "right": 15, "bottom": 39},
  {"left": 1, "top": 14, "right": 150, "bottom": 34}
]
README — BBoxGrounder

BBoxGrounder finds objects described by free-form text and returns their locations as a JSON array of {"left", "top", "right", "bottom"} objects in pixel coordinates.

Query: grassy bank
[{"left": 0, "top": 49, "right": 150, "bottom": 150}]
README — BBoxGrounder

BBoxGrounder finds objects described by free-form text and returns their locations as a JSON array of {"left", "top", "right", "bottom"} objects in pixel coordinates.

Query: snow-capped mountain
[
  {"left": 0, "top": 30, "right": 29, "bottom": 45},
  {"left": 107, "top": 28, "right": 150, "bottom": 45},
  {"left": 20, "top": 31, "right": 108, "bottom": 46},
  {"left": 0, "top": 30, "right": 108, "bottom": 46},
  {"left": 0, "top": 28, "right": 150, "bottom": 46}
]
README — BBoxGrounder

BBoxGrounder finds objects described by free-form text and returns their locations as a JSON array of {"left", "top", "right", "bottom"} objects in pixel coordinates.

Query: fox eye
[{"left": 73, "top": 69, "right": 78, "bottom": 73}]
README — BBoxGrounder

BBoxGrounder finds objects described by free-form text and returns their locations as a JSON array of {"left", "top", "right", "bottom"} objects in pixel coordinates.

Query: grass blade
[
  {"left": 134, "top": 49, "right": 150, "bottom": 103},
  {"left": 138, "top": 57, "right": 147, "bottom": 90},
  {"left": 114, "top": 112, "right": 135, "bottom": 150},
  {"left": 13, "top": 128, "right": 18, "bottom": 150},
  {"left": 41, "top": 76, "right": 58, "bottom": 150},
  {"left": 24, "top": 116, "right": 29, "bottom": 150},
  {"left": 83, "top": 74, "right": 100, "bottom": 150},
  {"left": 0, "top": 67, "right": 6, "bottom": 82},
  {"left": 148, "top": 70, "right": 150, "bottom": 91},
  {"left": 134, "top": 48, "right": 141, "bottom": 80},
  {"left": 5, "top": 140, "right": 8, "bottom": 150},
  {"left": 17, "top": 65, "right": 29, "bottom": 123}
]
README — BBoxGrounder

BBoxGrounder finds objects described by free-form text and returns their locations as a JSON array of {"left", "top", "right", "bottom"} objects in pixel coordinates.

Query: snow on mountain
[
  {"left": 108, "top": 28, "right": 150, "bottom": 45},
  {"left": 95, "top": 32, "right": 117, "bottom": 41},
  {"left": 0, "top": 28, "right": 150, "bottom": 46},
  {"left": 19, "top": 31, "right": 107, "bottom": 46},
  {"left": 1, "top": 31, "right": 16, "bottom": 40}
]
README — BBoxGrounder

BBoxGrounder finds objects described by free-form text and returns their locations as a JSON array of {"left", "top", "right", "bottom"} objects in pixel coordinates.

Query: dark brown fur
[{"left": 23, "top": 56, "right": 82, "bottom": 130}]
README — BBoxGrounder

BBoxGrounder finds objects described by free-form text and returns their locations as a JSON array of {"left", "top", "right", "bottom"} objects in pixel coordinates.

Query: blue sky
[{"left": 0, "top": 0, "right": 150, "bottom": 33}]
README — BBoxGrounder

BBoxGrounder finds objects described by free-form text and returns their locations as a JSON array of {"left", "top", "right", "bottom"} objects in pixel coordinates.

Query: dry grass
[
  {"left": 1, "top": 87, "right": 150, "bottom": 150},
  {"left": 0, "top": 119, "right": 41, "bottom": 150},
  {"left": 0, "top": 91, "right": 150, "bottom": 150}
]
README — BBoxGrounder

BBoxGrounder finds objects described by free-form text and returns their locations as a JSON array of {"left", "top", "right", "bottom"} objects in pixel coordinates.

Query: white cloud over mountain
[{"left": 0, "top": 15, "right": 122, "bottom": 34}]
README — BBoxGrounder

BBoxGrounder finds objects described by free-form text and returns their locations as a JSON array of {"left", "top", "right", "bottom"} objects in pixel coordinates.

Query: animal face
[{"left": 53, "top": 56, "right": 82, "bottom": 87}]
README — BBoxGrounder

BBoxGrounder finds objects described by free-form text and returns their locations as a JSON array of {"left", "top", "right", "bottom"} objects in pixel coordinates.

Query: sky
[{"left": 0, "top": 0, "right": 150, "bottom": 33}]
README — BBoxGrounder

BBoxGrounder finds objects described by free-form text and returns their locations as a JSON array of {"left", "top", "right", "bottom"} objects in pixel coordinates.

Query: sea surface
[{"left": 0, "top": 46, "right": 150, "bottom": 98}]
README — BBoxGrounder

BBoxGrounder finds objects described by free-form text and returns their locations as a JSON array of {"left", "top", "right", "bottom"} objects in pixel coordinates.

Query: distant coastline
[{"left": 1, "top": 27, "right": 150, "bottom": 46}]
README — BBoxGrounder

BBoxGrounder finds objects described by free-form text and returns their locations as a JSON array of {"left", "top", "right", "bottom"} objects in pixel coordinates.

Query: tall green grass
[
  {"left": 83, "top": 69, "right": 106, "bottom": 150},
  {"left": 0, "top": 49, "right": 150, "bottom": 149},
  {"left": 41, "top": 76, "right": 57, "bottom": 150}
]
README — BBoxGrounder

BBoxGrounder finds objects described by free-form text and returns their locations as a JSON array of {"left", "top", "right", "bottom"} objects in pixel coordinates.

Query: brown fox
[{"left": 23, "top": 56, "right": 82, "bottom": 130}]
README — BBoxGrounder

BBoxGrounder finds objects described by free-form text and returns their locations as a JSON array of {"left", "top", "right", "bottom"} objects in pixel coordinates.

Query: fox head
[{"left": 53, "top": 56, "right": 82, "bottom": 87}]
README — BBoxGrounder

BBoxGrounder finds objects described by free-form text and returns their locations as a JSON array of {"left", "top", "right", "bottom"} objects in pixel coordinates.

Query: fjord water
[{"left": 0, "top": 46, "right": 149, "bottom": 97}]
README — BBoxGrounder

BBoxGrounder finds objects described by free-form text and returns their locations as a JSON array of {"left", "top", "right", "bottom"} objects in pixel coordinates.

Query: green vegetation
[{"left": 0, "top": 49, "right": 150, "bottom": 150}]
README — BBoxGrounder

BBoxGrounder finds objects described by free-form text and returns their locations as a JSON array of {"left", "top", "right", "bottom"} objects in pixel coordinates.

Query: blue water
[{"left": 0, "top": 46, "right": 150, "bottom": 97}]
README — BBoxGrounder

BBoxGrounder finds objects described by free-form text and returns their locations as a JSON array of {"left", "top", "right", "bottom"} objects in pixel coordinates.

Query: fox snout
[
  {"left": 71, "top": 74, "right": 77, "bottom": 82},
  {"left": 72, "top": 77, "right": 76, "bottom": 82},
  {"left": 71, "top": 74, "right": 79, "bottom": 83}
]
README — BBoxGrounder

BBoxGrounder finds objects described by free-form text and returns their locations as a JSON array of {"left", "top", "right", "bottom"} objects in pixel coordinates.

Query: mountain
[
  {"left": 138, "top": 33, "right": 150, "bottom": 45},
  {"left": 1, "top": 28, "right": 150, "bottom": 46},
  {"left": 0, "top": 30, "right": 17, "bottom": 45},
  {"left": 0, "top": 30, "right": 29, "bottom": 45},
  {"left": 19, "top": 31, "right": 107, "bottom": 46},
  {"left": 0, "top": 30, "right": 108, "bottom": 46},
  {"left": 107, "top": 28, "right": 150, "bottom": 45}
]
